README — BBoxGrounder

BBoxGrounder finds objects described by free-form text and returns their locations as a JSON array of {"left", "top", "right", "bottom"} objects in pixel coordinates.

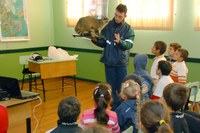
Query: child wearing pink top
[{"left": 80, "top": 83, "right": 120, "bottom": 133}]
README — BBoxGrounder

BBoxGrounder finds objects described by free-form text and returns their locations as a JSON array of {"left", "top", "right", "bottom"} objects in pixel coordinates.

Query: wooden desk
[
  {"left": 0, "top": 98, "right": 38, "bottom": 133},
  {"left": 28, "top": 59, "right": 77, "bottom": 101}
]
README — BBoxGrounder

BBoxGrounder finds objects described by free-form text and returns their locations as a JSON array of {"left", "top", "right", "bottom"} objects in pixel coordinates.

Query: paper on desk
[{"left": 48, "top": 46, "right": 78, "bottom": 60}]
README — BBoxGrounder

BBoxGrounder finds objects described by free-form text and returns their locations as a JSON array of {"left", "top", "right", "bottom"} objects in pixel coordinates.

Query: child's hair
[
  {"left": 163, "top": 83, "right": 188, "bottom": 111},
  {"left": 58, "top": 96, "right": 81, "bottom": 123},
  {"left": 140, "top": 100, "right": 173, "bottom": 133},
  {"left": 121, "top": 79, "right": 140, "bottom": 99},
  {"left": 169, "top": 43, "right": 182, "bottom": 51},
  {"left": 177, "top": 48, "right": 189, "bottom": 61},
  {"left": 154, "top": 41, "right": 167, "bottom": 55},
  {"left": 83, "top": 124, "right": 112, "bottom": 133},
  {"left": 157, "top": 60, "right": 172, "bottom": 76},
  {"left": 93, "top": 82, "right": 112, "bottom": 125}
]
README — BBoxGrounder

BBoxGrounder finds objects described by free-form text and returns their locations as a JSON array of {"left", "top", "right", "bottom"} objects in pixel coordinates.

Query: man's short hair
[
  {"left": 163, "top": 83, "right": 188, "bottom": 111},
  {"left": 116, "top": 4, "right": 127, "bottom": 14},
  {"left": 177, "top": 48, "right": 189, "bottom": 61},
  {"left": 154, "top": 41, "right": 167, "bottom": 55},
  {"left": 58, "top": 96, "right": 81, "bottom": 123},
  {"left": 158, "top": 60, "right": 172, "bottom": 75}
]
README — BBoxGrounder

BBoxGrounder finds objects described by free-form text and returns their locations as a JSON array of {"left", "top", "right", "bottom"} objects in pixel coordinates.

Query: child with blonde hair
[{"left": 115, "top": 79, "right": 140, "bottom": 133}]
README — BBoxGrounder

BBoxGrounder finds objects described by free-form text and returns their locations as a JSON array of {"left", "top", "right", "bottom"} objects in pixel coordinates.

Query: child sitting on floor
[
  {"left": 49, "top": 96, "right": 82, "bottom": 133},
  {"left": 115, "top": 79, "right": 140, "bottom": 133},
  {"left": 151, "top": 60, "right": 174, "bottom": 100},
  {"left": 133, "top": 53, "right": 154, "bottom": 100},
  {"left": 170, "top": 48, "right": 189, "bottom": 84},
  {"left": 150, "top": 41, "right": 167, "bottom": 92},
  {"left": 162, "top": 83, "right": 200, "bottom": 133},
  {"left": 80, "top": 82, "right": 120, "bottom": 133},
  {"left": 140, "top": 100, "right": 173, "bottom": 133},
  {"left": 167, "top": 43, "right": 182, "bottom": 64}
]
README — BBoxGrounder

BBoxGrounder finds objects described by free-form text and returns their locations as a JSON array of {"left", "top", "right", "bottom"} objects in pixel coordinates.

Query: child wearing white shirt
[
  {"left": 151, "top": 60, "right": 174, "bottom": 100},
  {"left": 150, "top": 41, "right": 167, "bottom": 92}
]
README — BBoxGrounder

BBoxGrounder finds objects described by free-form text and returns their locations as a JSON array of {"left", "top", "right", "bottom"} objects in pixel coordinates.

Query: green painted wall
[
  {"left": 0, "top": 47, "right": 199, "bottom": 82},
  {"left": 0, "top": 50, "right": 47, "bottom": 79},
  {"left": 0, "top": 0, "right": 199, "bottom": 83},
  {"left": 68, "top": 50, "right": 200, "bottom": 82}
]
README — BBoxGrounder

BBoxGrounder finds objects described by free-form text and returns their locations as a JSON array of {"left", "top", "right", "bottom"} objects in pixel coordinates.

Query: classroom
[{"left": 0, "top": 0, "right": 200, "bottom": 133}]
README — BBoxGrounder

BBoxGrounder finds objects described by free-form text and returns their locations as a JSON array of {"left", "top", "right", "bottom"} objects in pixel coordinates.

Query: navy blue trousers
[{"left": 105, "top": 65, "right": 127, "bottom": 110}]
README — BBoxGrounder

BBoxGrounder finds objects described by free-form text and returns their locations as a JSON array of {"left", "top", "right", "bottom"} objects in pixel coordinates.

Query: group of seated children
[
  {"left": 132, "top": 40, "right": 188, "bottom": 101},
  {"left": 48, "top": 40, "right": 198, "bottom": 133},
  {"left": 149, "top": 41, "right": 189, "bottom": 100},
  {"left": 49, "top": 79, "right": 200, "bottom": 133}
]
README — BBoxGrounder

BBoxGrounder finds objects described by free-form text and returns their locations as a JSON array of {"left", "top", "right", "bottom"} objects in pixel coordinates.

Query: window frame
[{"left": 65, "top": 0, "right": 108, "bottom": 27}]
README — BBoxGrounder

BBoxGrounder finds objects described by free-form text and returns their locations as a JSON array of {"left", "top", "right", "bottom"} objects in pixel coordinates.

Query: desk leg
[
  {"left": 73, "top": 75, "right": 77, "bottom": 96},
  {"left": 26, "top": 117, "right": 31, "bottom": 133},
  {"left": 62, "top": 77, "right": 64, "bottom": 92},
  {"left": 28, "top": 74, "right": 32, "bottom": 92},
  {"left": 41, "top": 79, "right": 46, "bottom": 102}
]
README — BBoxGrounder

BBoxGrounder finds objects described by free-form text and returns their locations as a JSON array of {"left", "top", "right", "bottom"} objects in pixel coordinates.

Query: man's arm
[
  {"left": 115, "top": 28, "right": 135, "bottom": 50},
  {"left": 91, "top": 37, "right": 107, "bottom": 48}
]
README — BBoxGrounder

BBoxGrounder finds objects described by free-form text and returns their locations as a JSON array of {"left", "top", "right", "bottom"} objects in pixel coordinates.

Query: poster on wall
[{"left": 0, "top": 0, "right": 30, "bottom": 42}]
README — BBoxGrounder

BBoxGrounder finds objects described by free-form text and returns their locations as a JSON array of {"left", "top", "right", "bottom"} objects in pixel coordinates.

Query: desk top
[
  {"left": 28, "top": 58, "right": 77, "bottom": 64},
  {"left": 0, "top": 97, "right": 38, "bottom": 107}
]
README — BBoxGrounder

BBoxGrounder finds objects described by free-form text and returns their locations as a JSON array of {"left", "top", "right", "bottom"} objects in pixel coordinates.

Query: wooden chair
[
  {"left": 19, "top": 55, "right": 37, "bottom": 90},
  {"left": 19, "top": 55, "right": 45, "bottom": 99}
]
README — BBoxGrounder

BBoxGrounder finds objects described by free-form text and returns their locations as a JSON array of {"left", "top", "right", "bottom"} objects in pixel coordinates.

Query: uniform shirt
[
  {"left": 115, "top": 99, "right": 138, "bottom": 133},
  {"left": 153, "top": 75, "right": 174, "bottom": 97},
  {"left": 170, "top": 112, "right": 190, "bottom": 133},
  {"left": 150, "top": 55, "right": 166, "bottom": 80},
  {"left": 50, "top": 121, "right": 83, "bottom": 133},
  {"left": 170, "top": 61, "right": 188, "bottom": 84}
]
